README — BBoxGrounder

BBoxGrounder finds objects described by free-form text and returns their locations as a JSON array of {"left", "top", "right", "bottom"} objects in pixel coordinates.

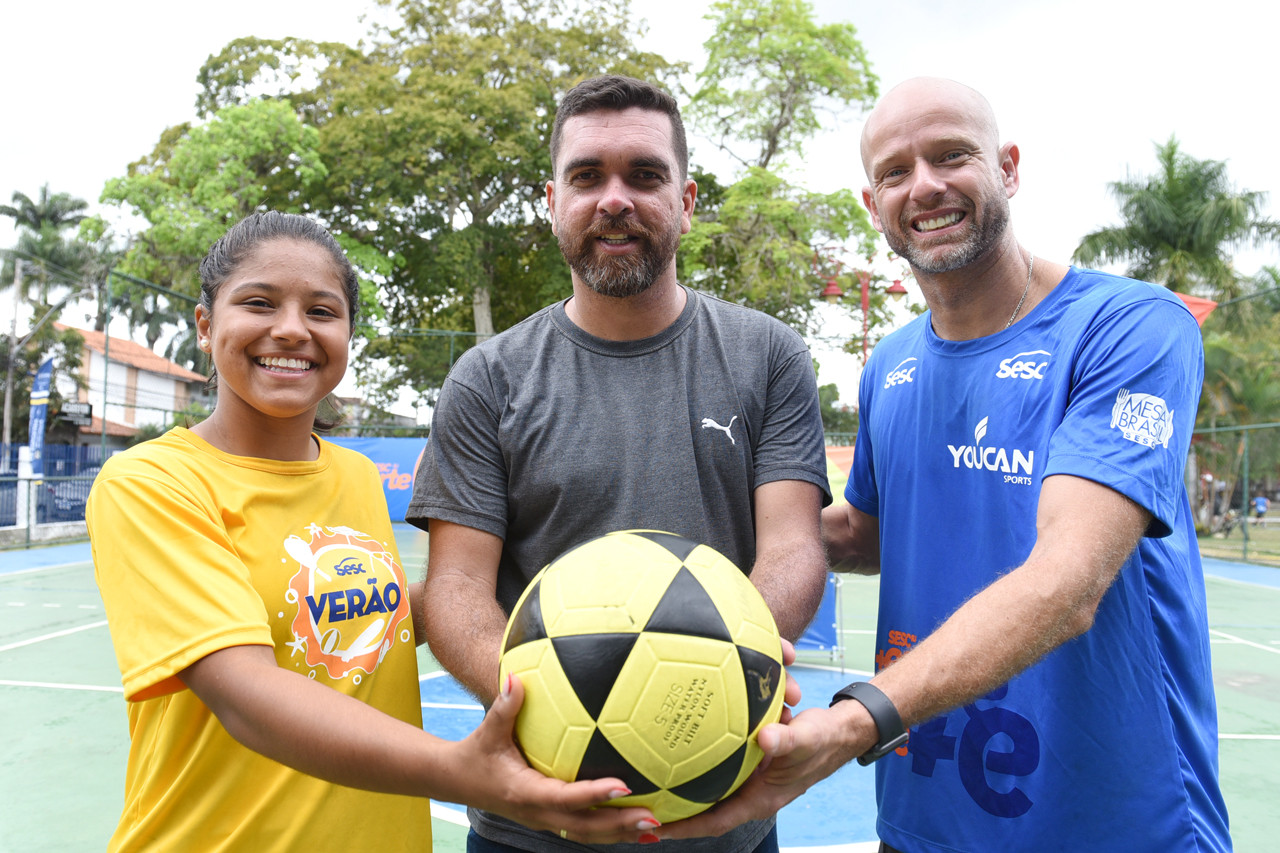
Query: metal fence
[
  {"left": 1192, "top": 422, "right": 1280, "bottom": 567},
  {"left": 0, "top": 474, "right": 94, "bottom": 528},
  {"left": 1, "top": 445, "right": 114, "bottom": 547},
  {"left": 3, "top": 430, "right": 1278, "bottom": 565}
]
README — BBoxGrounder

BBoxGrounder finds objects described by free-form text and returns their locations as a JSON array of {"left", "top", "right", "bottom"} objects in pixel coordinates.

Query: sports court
[{"left": 2, "top": 524, "right": 1278, "bottom": 851}]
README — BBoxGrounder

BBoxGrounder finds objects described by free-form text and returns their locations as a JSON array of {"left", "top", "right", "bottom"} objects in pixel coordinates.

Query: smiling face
[
  {"left": 546, "top": 107, "right": 696, "bottom": 298},
  {"left": 860, "top": 78, "right": 1019, "bottom": 275},
  {"left": 195, "top": 238, "right": 351, "bottom": 431}
]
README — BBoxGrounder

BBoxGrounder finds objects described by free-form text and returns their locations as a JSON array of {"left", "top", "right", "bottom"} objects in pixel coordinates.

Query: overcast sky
[{"left": 4, "top": 0, "right": 1277, "bottom": 402}]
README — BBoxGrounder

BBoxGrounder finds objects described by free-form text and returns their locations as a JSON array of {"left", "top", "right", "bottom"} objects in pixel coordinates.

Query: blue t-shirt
[{"left": 848, "top": 268, "right": 1230, "bottom": 852}]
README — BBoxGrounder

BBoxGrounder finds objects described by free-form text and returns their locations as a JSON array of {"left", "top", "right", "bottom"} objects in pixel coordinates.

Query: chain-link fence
[{"left": 1192, "top": 422, "right": 1280, "bottom": 567}]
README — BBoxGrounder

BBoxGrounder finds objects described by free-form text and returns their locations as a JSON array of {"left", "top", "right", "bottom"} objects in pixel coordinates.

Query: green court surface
[{"left": 1, "top": 530, "right": 1277, "bottom": 851}]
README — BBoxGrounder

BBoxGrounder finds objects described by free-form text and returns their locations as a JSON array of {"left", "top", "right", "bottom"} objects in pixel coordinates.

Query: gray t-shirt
[{"left": 408, "top": 287, "right": 829, "bottom": 852}]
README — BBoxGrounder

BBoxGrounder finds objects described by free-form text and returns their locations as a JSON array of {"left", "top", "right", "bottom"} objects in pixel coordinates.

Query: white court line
[
  {"left": 0, "top": 561, "right": 91, "bottom": 578},
  {"left": 419, "top": 670, "right": 452, "bottom": 681},
  {"left": 429, "top": 802, "right": 469, "bottom": 826},
  {"left": 1205, "top": 573, "right": 1280, "bottom": 592},
  {"left": 419, "top": 671, "right": 483, "bottom": 710},
  {"left": 1220, "top": 733, "right": 1280, "bottom": 741},
  {"left": 0, "top": 619, "right": 108, "bottom": 653},
  {"left": 0, "top": 679, "right": 122, "bottom": 693},
  {"left": 1209, "top": 628, "right": 1280, "bottom": 655}
]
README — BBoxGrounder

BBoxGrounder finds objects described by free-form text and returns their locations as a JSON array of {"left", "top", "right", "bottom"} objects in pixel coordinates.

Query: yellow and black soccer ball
[{"left": 498, "top": 529, "right": 785, "bottom": 822}]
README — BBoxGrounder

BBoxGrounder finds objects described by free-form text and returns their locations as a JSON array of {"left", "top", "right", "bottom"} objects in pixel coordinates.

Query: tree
[
  {"left": 192, "top": 0, "right": 681, "bottom": 403},
  {"left": 1, "top": 321, "right": 86, "bottom": 450},
  {"left": 681, "top": 0, "right": 880, "bottom": 337},
  {"left": 1, "top": 185, "right": 92, "bottom": 304},
  {"left": 100, "top": 98, "right": 329, "bottom": 358},
  {"left": 1073, "top": 136, "right": 1280, "bottom": 301},
  {"left": 1196, "top": 326, "right": 1280, "bottom": 530},
  {"left": 690, "top": 0, "right": 876, "bottom": 171},
  {"left": 818, "top": 381, "right": 857, "bottom": 435}
]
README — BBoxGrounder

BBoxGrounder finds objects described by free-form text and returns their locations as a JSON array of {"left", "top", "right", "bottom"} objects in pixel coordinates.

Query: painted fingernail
[
  {"left": 608, "top": 788, "right": 631, "bottom": 799},
  {"left": 639, "top": 833, "right": 661, "bottom": 844},
  {"left": 637, "top": 819, "right": 661, "bottom": 830},
  {"left": 501, "top": 673, "right": 513, "bottom": 697}
]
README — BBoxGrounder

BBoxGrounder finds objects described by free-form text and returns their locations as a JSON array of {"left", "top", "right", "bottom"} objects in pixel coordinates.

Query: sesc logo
[
  {"left": 996, "top": 350, "right": 1051, "bottom": 380},
  {"left": 884, "top": 357, "right": 919, "bottom": 389}
]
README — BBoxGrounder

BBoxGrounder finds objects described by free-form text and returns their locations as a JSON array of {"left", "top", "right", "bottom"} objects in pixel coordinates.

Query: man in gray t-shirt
[{"left": 408, "top": 75, "right": 830, "bottom": 853}]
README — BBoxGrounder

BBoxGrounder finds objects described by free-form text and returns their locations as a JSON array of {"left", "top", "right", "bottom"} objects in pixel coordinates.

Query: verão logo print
[{"left": 283, "top": 524, "right": 411, "bottom": 681}]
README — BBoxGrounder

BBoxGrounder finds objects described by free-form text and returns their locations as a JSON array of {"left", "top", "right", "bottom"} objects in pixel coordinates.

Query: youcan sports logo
[
  {"left": 283, "top": 525, "right": 411, "bottom": 682},
  {"left": 947, "top": 417, "right": 1035, "bottom": 485}
]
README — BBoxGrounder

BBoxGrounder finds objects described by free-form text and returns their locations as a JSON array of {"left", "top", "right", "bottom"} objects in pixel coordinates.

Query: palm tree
[
  {"left": 1, "top": 185, "right": 92, "bottom": 304},
  {"left": 1073, "top": 137, "right": 1280, "bottom": 301},
  {"left": 0, "top": 185, "right": 88, "bottom": 233}
]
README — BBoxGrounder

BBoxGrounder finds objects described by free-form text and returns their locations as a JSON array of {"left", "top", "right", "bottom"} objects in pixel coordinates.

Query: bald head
[{"left": 860, "top": 78, "right": 1000, "bottom": 181}]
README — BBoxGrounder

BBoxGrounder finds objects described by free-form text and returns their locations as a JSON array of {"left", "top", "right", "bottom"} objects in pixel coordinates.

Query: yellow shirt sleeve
[{"left": 89, "top": 461, "right": 272, "bottom": 701}]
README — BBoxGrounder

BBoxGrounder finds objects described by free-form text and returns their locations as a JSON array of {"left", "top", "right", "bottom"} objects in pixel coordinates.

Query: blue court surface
[{"left": 4, "top": 538, "right": 1277, "bottom": 852}]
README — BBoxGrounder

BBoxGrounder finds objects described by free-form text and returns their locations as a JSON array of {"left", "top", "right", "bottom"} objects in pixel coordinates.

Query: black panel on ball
[
  {"left": 737, "top": 646, "right": 783, "bottom": 733},
  {"left": 643, "top": 566, "right": 732, "bottom": 642},
  {"left": 670, "top": 742, "right": 748, "bottom": 803},
  {"left": 578, "top": 729, "right": 660, "bottom": 794},
  {"left": 633, "top": 530, "right": 699, "bottom": 562},
  {"left": 502, "top": 579, "right": 546, "bottom": 653},
  {"left": 552, "top": 634, "right": 637, "bottom": 719}
]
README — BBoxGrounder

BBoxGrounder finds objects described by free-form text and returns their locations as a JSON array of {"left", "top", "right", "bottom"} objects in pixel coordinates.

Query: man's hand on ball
[
  {"left": 651, "top": 694, "right": 872, "bottom": 840},
  {"left": 452, "top": 673, "right": 662, "bottom": 843}
]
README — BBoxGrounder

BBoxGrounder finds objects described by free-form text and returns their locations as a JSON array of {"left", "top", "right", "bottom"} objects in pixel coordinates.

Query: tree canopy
[
  {"left": 1, "top": 185, "right": 91, "bottom": 303},
  {"left": 1073, "top": 136, "right": 1280, "bottom": 300},
  {"left": 682, "top": 0, "right": 880, "bottom": 338},
  {"left": 97, "top": 0, "right": 885, "bottom": 409}
]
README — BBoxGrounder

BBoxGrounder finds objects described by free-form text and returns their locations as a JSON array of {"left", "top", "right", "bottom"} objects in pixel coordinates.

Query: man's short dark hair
[{"left": 550, "top": 75, "right": 688, "bottom": 180}]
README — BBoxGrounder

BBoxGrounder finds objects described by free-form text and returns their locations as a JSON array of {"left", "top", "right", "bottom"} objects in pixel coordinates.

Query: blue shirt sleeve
[{"left": 1042, "top": 295, "right": 1203, "bottom": 537}]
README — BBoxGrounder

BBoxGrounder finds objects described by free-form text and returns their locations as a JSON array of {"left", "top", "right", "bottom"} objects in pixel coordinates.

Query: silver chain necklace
[{"left": 1005, "top": 253, "right": 1035, "bottom": 330}]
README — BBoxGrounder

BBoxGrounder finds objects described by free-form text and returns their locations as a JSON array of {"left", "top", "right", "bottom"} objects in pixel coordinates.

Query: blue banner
[
  {"left": 796, "top": 573, "right": 840, "bottom": 653},
  {"left": 325, "top": 436, "right": 428, "bottom": 522},
  {"left": 28, "top": 358, "right": 53, "bottom": 478}
]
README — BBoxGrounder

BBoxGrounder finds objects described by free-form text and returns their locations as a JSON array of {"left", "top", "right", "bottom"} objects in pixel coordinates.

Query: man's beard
[
  {"left": 887, "top": 192, "right": 1010, "bottom": 275},
  {"left": 557, "top": 213, "right": 682, "bottom": 298}
]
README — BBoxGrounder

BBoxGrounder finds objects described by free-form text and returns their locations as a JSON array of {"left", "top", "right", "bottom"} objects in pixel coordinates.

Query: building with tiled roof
[{"left": 55, "top": 324, "right": 209, "bottom": 447}]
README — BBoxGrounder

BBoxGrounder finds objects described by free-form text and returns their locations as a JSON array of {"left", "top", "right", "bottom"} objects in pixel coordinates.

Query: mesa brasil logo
[{"left": 283, "top": 524, "right": 410, "bottom": 681}]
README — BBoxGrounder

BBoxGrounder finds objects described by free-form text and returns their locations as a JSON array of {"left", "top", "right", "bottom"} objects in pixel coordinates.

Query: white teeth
[
  {"left": 257, "top": 356, "right": 312, "bottom": 371},
  {"left": 916, "top": 212, "right": 962, "bottom": 232}
]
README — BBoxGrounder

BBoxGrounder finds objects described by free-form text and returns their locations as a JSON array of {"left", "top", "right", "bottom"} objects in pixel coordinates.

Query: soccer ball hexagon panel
[{"left": 498, "top": 529, "right": 785, "bottom": 822}]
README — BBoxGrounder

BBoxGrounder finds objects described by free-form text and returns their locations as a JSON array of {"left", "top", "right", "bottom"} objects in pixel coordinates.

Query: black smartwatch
[{"left": 830, "top": 681, "right": 909, "bottom": 765}]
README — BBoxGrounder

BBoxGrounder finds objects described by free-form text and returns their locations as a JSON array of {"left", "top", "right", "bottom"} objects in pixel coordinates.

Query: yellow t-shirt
[{"left": 89, "top": 428, "right": 431, "bottom": 852}]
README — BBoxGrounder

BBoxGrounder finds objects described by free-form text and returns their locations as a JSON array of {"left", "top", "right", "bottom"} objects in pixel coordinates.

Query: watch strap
[{"left": 830, "top": 681, "right": 909, "bottom": 765}]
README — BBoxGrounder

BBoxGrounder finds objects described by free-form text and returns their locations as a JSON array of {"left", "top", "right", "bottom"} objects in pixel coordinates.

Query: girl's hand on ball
[{"left": 455, "top": 673, "right": 661, "bottom": 843}]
